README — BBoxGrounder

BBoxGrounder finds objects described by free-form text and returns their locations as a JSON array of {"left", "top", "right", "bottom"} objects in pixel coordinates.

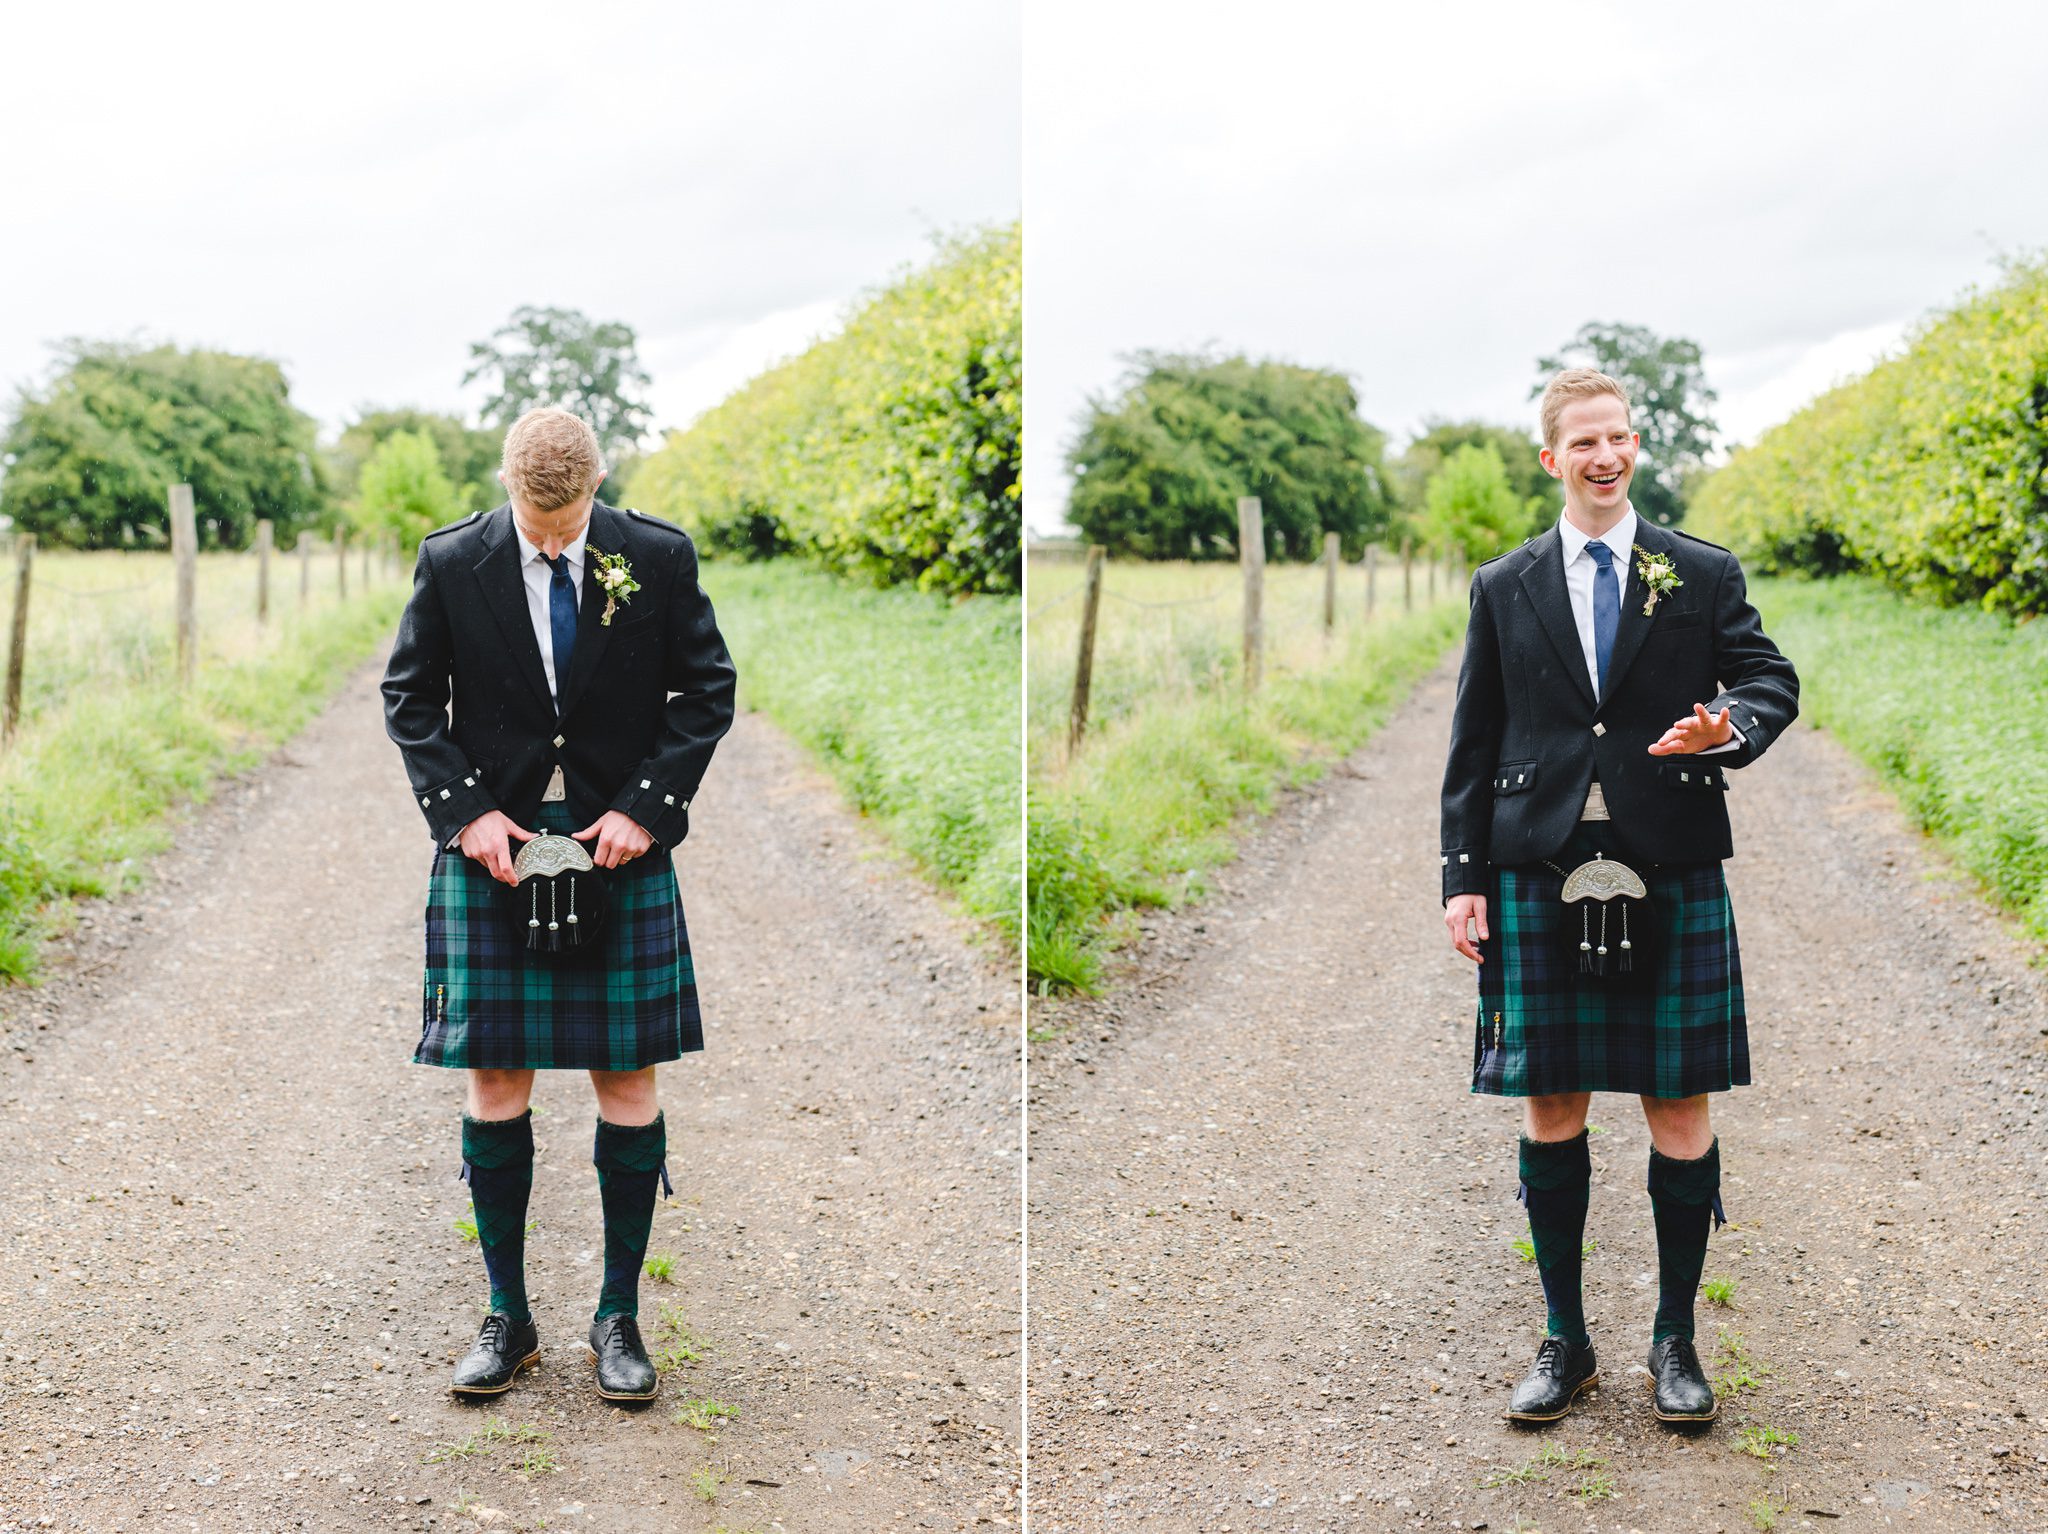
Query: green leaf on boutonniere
[
  {"left": 1633, "top": 543, "right": 1683, "bottom": 618},
  {"left": 587, "top": 545, "right": 640, "bottom": 626}
]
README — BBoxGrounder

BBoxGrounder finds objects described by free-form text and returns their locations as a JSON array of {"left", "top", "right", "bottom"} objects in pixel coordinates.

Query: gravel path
[
  {"left": 0, "top": 659, "right": 1020, "bottom": 1533},
  {"left": 1027, "top": 653, "right": 2048, "bottom": 1532}
]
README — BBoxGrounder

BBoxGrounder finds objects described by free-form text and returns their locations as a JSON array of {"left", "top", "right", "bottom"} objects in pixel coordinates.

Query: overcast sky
[
  {"left": 1023, "top": 0, "right": 2048, "bottom": 532},
  {"left": 1, "top": 0, "right": 1017, "bottom": 450}
]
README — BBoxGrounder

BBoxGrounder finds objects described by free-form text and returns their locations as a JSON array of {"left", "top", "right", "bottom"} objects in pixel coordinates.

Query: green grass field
[
  {"left": 1028, "top": 550, "right": 1466, "bottom": 995},
  {"left": 1749, "top": 574, "right": 2048, "bottom": 946},
  {"left": 704, "top": 559, "right": 1021, "bottom": 943},
  {"left": 0, "top": 557, "right": 409, "bottom": 979}
]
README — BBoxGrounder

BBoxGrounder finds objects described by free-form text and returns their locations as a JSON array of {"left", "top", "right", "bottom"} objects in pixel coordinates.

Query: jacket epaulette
[
  {"left": 626, "top": 508, "right": 689, "bottom": 537},
  {"left": 421, "top": 509, "right": 485, "bottom": 542},
  {"left": 1671, "top": 526, "right": 1735, "bottom": 556}
]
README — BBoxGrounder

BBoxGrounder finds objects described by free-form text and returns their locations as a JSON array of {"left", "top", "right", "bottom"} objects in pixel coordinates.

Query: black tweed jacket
[
  {"left": 1439, "top": 517, "right": 1798, "bottom": 902},
  {"left": 382, "top": 500, "right": 737, "bottom": 850}
]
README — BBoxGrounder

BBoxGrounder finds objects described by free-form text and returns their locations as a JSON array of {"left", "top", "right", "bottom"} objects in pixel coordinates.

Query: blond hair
[
  {"left": 500, "top": 408, "right": 604, "bottom": 511},
  {"left": 1538, "top": 368, "right": 1631, "bottom": 451}
]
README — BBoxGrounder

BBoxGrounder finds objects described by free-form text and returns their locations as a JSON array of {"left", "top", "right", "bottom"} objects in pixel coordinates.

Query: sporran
[
  {"left": 507, "top": 832, "right": 610, "bottom": 957},
  {"left": 1546, "top": 850, "right": 1658, "bottom": 984}
]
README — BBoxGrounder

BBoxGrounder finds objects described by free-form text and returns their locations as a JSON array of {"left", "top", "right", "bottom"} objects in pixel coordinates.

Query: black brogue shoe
[
  {"left": 587, "top": 1313, "right": 659, "bottom": 1401},
  {"left": 1646, "top": 1334, "right": 1717, "bottom": 1422},
  {"left": 1506, "top": 1335, "right": 1599, "bottom": 1422},
  {"left": 450, "top": 1312, "right": 541, "bottom": 1397}
]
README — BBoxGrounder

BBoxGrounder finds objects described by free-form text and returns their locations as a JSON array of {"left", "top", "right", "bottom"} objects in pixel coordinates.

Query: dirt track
[
  {"left": 1027, "top": 654, "right": 2048, "bottom": 1532},
  {"left": 0, "top": 660, "right": 1020, "bottom": 1532}
]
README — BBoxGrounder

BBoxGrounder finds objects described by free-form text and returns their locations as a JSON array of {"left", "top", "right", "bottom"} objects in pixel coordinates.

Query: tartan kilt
[
  {"left": 1472, "top": 821, "right": 1748, "bottom": 1099},
  {"left": 414, "top": 801, "right": 702, "bottom": 1071}
]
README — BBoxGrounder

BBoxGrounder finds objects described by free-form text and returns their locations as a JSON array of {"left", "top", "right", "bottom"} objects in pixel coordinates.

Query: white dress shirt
[{"left": 517, "top": 522, "right": 586, "bottom": 700}]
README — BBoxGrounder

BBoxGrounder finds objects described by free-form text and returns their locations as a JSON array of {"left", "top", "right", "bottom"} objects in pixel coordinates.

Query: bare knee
[
  {"left": 590, "top": 1067, "right": 659, "bottom": 1126},
  {"left": 1640, "top": 1094, "right": 1713, "bottom": 1159},
  {"left": 1523, "top": 1092, "right": 1591, "bottom": 1142},
  {"left": 466, "top": 1069, "right": 535, "bottom": 1120}
]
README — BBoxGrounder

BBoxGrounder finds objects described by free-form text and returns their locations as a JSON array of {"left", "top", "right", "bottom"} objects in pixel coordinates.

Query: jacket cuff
[
  {"left": 611, "top": 773, "right": 693, "bottom": 848},
  {"left": 416, "top": 769, "right": 497, "bottom": 846},
  {"left": 1441, "top": 847, "right": 1490, "bottom": 902},
  {"left": 1706, "top": 693, "right": 1766, "bottom": 765}
]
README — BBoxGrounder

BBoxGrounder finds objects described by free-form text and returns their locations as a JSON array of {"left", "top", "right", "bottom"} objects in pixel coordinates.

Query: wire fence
[
  {"left": 1028, "top": 504, "right": 1465, "bottom": 772},
  {"left": 0, "top": 498, "right": 402, "bottom": 745}
]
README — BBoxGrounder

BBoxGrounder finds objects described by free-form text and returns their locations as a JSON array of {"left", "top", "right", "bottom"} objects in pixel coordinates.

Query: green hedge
[
  {"left": 1692, "top": 255, "right": 2048, "bottom": 614},
  {"left": 1749, "top": 575, "right": 2048, "bottom": 945},
  {"left": 628, "top": 223, "right": 1020, "bottom": 596}
]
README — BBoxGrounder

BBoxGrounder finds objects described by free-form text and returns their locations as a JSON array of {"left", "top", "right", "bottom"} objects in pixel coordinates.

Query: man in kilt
[
  {"left": 1440, "top": 369, "right": 1798, "bottom": 1425},
  {"left": 383, "top": 408, "right": 736, "bottom": 1401}
]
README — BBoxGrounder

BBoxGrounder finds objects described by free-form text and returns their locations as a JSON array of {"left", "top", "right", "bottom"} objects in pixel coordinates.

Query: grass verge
[
  {"left": 0, "top": 585, "right": 409, "bottom": 980},
  {"left": 704, "top": 559, "right": 1020, "bottom": 945},
  {"left": 1029, "top": 598, "right": 1467, "bottom": 995},
  {"left": 1749, "top": 574, "right": 2048, "bottom": 946}
]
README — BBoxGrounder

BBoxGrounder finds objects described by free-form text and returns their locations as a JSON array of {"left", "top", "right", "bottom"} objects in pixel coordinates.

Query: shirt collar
[
  {"left": 517, "top": 518, "right": 589, "bottom": 571},
  {"left": 1558, "top": 503, "right": 1637, "bottom": 568}
]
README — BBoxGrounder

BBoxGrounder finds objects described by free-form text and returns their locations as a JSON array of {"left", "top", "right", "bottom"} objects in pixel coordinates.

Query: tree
[
  {"left": 1533, "top": 322, "right": 1718, "bottom": 526},
  {"left": 329, "top": 408, "right": 500, "bottom": 513},
  {"left": 1423, "top": 443, "right": 1527, "bottom": 562},
  {"left": 1065, "top": 352, "right": 1394, "bottom": 561},
  {"left": 0, "top": 340, "right": 329, "bottom": 548},
  {"left": 463, "top": 306, "right": 653, "bottom": 462},
  {"left": 1395, "top": 418, "right": 1554, "bottom": 535},
  {"left": 355, "top": 430, "right": 461, "bottom": 548}
]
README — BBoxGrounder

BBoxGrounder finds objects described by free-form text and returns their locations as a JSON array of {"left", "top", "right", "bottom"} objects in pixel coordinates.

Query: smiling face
[{"left": 1540, "top": 395, "right": 1638, "bottom": 527}]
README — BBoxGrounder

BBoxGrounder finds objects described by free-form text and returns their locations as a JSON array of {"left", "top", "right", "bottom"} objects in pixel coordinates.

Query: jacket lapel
[
  {"left": 555, "top": 501, "right": 622, "bottom": 720},
  {"left": 1597, "top": 516, "right": 1666, "bottom": 702},
  {"left": 1515, "top": 527, "right": 1597, "bottom": 712},
  {"left": 470, "top": 505, "right": 555, "bottom": 715}
]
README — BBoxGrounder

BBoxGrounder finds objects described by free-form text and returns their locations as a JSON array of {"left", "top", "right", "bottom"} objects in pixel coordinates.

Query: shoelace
[
  {"left": 1660, "top": 1337, "right": 1702, "bottom": 1377},
  {"left": 597, "top": 1314, "right": 644, "bottom": 1353},
  {"left": 477, "top": 1312, "right": 510, "bottom": 1352},
  {"left": 1532, "top": 1336, "right": 1572, "bottom": 1377}
]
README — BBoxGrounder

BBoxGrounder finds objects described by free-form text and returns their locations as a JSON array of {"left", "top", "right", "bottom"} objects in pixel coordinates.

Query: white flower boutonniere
[
  {"left": 1633, "top": 544, "right": 1682, "bottom": 618},
  {"left": 588, "top": 545, "right": 639, "bottom": 626}
]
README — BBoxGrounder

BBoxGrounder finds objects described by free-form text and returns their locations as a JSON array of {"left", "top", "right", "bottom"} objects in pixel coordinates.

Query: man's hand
[
  {"left": 574, "top": 810, "right": 654, "bottom": 869},
  {"left": 1647, "top": 703, "right": 1734, "bottom": 757},
  {"left": 459, "top": 810, "right": 537, "bottom": 885},
  {"left": 1445, "top": 893, "right": 1488, "bottom": 964}
]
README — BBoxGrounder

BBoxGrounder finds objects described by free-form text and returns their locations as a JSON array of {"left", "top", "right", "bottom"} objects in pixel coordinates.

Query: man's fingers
[
  {"left": 504, "top": 822, "right": 537, "bottom": 843},
  {"left": 571, "top": 823, "right": 601, "bottom": 841}
]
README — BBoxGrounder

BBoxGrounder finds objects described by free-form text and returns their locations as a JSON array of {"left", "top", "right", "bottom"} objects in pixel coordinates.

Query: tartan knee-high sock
[
  {"left": 1648, "top": 1138, "right": 1724, "bottom": 1343},
  {"left": 593, "top": 1112, "right": 670, "bottom": 1321},
  {"left": 462, "top": 1111, "right": 534, "bottom": 1325},
  {"left": 1519, "top": 1131, "right": 1592, "bottom": 1346}
]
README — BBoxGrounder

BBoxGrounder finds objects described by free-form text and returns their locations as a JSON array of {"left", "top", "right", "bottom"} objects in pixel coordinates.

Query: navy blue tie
[
  {"left": 1587, "top": 540, "right": 1619, "bottom": 697},
  {"left": 543, "top": 552, "right": 577, "bottom": 707}
]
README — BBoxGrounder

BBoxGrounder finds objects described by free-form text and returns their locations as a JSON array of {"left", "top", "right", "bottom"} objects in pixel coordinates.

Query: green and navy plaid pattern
[
  {"left": 416, "top": 801, "right": 701, "bottom": 1071},
  {"left": 1473, "top": 823, "right": 1748, "bottom": 1099}
]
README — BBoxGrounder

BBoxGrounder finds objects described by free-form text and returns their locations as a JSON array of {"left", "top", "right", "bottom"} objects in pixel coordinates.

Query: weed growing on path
[
  {"left": 644, "top": 1252, "right": 678, "bottom": 1283},
  {"left": 653, "top": 1301, "right": 713, "bottom": 1369},
  {"left": 1704, "top": 1276, "right": 1738, "bottom": 1307},
  {"left": 674, "top": 1398, "right": 739, "bottom": 1433},
  {"left": 1478, "top": 1442, "right": 1610, "bottom": 1496},
  {"left": 1714, "top": 1329, "right": 1772, "bottom": 1396},
  {"left": 508, "top": 1438, "right": 560, "bottom": 1478},
  {"left": 1737, "top": 1422, "right": 1799, "bottom": 1463},
  {"left": 1748, "top": 1496, "right": 1786, "bottom": 1531},
  {"left": 691, "top": 1466, "right": 727, "bottom": 1502}
]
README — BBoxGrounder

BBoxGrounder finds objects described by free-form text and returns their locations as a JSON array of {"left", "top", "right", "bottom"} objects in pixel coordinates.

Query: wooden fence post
[
  {"left": 255, "top": 519, "right": 273, "bottom": 625},
  {"left": 3, "top": 534, "right": 34, "bottom": 744},
  {"left": 362, "top": 535, "right": 372, "bottom": 589},
  {"left": 336, "top": 528, "right": 348, "bottom": 599},
  {"left": 1239, "top": 497, "right": 1265, "bottom": 693},
  {"left": 170, "top": 485, "right": 198, "bottom": 685},
  {"left": 299, "top": 533, "right": 311, "bottom": 606},
  {"left": 1068, "top": 544, "right": 1105, "bottom": 755},
  {"left": 1364, "top": 542, "right": 1378, "bottom": 619},
  {"left": 1322, "top": 531, "right": 1339, "bottom": 634},
  {"left": 1402, "top": 538, "right": 1414, "bottom": 613}
]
